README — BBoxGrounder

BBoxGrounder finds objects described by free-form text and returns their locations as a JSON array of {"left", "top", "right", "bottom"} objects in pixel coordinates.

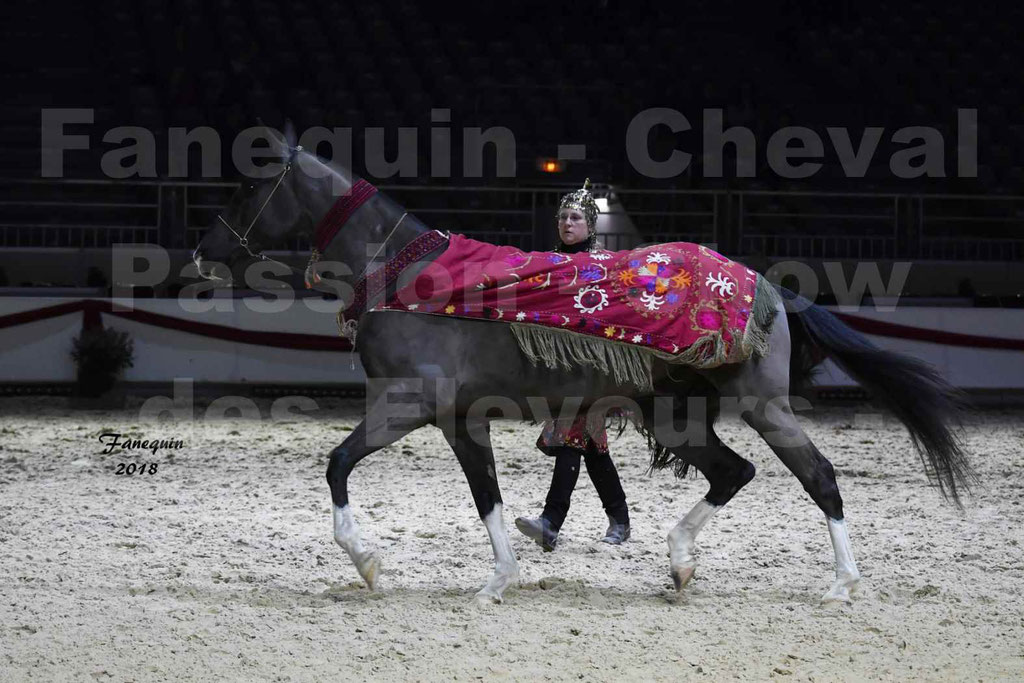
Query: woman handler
[{"left": 514, "top": 180, "right": 631, "bottom": 551}]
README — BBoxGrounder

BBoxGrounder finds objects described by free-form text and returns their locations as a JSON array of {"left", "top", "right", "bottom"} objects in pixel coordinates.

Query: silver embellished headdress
[{"left": 556, "top": 178, "right": 602, "bottom": 251}]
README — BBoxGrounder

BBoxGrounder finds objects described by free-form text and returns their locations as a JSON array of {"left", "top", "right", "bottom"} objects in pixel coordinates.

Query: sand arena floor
[{"left": 0, "top": 396, "right": 1022, "bottom": 681}]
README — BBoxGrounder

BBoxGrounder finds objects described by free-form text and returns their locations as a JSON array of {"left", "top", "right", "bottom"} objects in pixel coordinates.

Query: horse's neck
[{"left": 319, "top": 189, "right": 434, "bottom": 287}]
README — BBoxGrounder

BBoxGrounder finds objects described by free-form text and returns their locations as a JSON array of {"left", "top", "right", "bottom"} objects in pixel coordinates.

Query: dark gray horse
[{"left": 194, "top": 125, "right": 971, "bottom": 604}]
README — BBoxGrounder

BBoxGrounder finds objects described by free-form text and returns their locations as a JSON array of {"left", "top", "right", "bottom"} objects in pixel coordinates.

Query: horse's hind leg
[
  {"left": 706, "top": 307, "right": 860, "bottom": 602},
  {"left": 442, "top": 418, "right": 519, "bottom": 605},
  {"left": 740, "top": 400, "right": 859, "bottom": 602},
  {"left": 645, "top": 395, "right": 756, "bottom": 591},
  {"left": 743, "top": 402, "right": 859, "bottom": 602}
]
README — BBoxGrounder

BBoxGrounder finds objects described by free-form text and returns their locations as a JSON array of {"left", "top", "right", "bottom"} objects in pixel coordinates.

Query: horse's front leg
[
  {"left": 442, "top": 418, "right": 520, "bottom": 605},
  {"left": 327, "top": 421, "right": 384, "bottom": 589},
  {"left": 327, "top": 390, "right": 430, "bottom": 590}
]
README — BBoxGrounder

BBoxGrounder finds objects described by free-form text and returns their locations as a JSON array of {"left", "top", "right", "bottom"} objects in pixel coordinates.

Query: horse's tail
[{"left": 780, "top": 286, "right": 975, "bottom": 506}]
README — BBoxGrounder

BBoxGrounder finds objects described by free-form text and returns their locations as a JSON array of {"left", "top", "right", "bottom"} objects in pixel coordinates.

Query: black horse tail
[{"left": 780, "top": 286, "right": 975, "bottom": 506}]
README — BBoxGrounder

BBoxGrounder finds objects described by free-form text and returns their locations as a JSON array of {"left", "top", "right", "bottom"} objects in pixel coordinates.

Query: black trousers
[{"left": 541, "top": 446, "right": 629, "bottom": 530}]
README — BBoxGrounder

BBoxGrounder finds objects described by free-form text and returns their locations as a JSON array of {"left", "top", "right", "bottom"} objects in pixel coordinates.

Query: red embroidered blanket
[{"left": 379, "top": 234, "right": 778, "bottom": 377}]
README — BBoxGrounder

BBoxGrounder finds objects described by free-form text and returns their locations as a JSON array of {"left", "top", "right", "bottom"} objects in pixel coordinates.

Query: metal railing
[
  {"left": 740, "top": 234, "right": 897, "bottom": 259},
  {"left": 737, "top": 191, "right": 901, "bottom": 259},
  {"left": 1, "top": 177, "right": 1022, "bottom": 261},
  {"left": 0, "top": 179, "right": 163, "bottom": 248},
  {"left": 917, "top": 194, "right": 1024, "bottom": 262}
]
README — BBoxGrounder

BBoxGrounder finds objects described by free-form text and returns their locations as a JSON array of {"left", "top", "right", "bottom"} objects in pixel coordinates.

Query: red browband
[{"left": 312, "top": 179, "right": 378, "bottom": 252}]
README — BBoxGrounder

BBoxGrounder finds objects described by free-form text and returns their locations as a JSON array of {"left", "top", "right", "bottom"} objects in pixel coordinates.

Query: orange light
[{"left": 538, "top": 159, "right": 563, "bottom": 173}]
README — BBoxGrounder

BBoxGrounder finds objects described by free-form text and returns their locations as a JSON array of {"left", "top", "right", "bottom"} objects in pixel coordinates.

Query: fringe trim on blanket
[
  {"left": 742, "top": 275, "right": 783, "bottom": 360},
  {"left": 511, "top": 323, "right": 655, "bottom": 392}
]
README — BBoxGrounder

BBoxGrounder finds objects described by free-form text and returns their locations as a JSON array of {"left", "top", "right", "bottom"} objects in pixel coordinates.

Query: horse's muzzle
[{"left": 193, "top": 247, "right": 230, "bottom": 281}]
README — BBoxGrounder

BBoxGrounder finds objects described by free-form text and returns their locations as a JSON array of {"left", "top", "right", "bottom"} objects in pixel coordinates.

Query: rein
[{"left": 220, "top": 158, "right": 449, "bottom": 348}]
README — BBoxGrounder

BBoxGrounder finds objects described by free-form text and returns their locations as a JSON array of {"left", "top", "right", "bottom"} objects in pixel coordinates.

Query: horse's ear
[
  {"left": 283, "top": 119, "right": 298, "bottom": 148},
  {"left": 260, "top": 120, "right": 289, "bottom": 156}
]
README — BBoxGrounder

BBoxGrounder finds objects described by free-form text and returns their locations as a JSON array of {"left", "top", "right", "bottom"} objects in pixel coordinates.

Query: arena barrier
[
  {"left": 0, "top": 297, "right": 360, "bottom": 385},
  {"left": 0, "top": 297, "right": 1022, "bottom": 391}
]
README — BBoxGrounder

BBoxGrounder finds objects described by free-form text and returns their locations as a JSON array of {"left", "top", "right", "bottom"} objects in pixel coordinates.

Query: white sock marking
[
  {"left": 827, "top": 517, "right": 859, "bottom": 581},
  {"left": 473, "top": 503, "right": 520, "bottom": 602},
  {"left": 668, "top": 499, "right": 721, "bottom": 566},
  {"left": 333, "top": 504, "right": 367, "bottom": 559},
  {"left": 483, "top": 503, "right": 518, "bottom": 575}
]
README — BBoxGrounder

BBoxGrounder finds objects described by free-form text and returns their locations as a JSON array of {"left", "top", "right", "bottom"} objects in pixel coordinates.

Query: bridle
[
  {"left": 216, "top": 145, "right": 303, "bottom": 267},
  {"left": 210, "top": 150, "right": 438, "bottom": 350}
]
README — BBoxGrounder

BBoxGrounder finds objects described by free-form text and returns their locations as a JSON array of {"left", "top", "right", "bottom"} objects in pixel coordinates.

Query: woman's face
[{"left": 558, "top": 208, "right": 589, "bottom": 245}]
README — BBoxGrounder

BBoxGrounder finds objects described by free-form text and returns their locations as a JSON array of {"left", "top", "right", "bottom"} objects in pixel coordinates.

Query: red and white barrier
[
  {"left": 0, "top": 297, "right": 1022, "bottom": 389},
  {"left": 0, "top": 297, "right": 360, "bottom": 385}
]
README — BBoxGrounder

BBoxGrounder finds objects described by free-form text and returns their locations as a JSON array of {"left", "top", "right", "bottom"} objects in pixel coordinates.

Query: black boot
[
  {"left": 600, "top": 515, "right": 631, "bottom": 545},
  {"left": 516, "top": 449, "right": 582, "bottom": 552},
  {"left": 514, "top": 516, "right": 560, "bottom": 551},
  {"left": 583, "top": 449, "right": 631, "bottom": 544}
]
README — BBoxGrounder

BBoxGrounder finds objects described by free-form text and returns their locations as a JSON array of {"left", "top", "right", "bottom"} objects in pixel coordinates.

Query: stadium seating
[{"left": 1, "top": 0, "right": 1017, "bottom": 191}]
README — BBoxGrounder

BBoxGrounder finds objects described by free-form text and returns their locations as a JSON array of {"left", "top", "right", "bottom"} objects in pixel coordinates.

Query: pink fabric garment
[
  {"left": 381, "top": 234, "right": 763, "bottom": 365},
  {"left": 536, "top": 416, "right": 609, "bottom": 456}
]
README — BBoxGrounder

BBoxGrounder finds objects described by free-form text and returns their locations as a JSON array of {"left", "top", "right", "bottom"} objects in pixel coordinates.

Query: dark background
[
  {"left": 2, "top": 0, "right": 1019, "bottom": 187},
  {"left": 0, "top": 0, "right": 1021, "bottom": 296}
]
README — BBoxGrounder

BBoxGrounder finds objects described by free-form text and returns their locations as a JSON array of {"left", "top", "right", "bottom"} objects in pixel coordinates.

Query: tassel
[
  {"left": 335, "top": 310, "right": 359, "bottom": 370},
  {"left": 511, "top": 323, "right": 654, "bottom": 392},
  {"left": 305, "top": 249, "right": 323, "bottom": 289},
  {"left": 741, "top": 275, "right": 783, "bottom": 359}
]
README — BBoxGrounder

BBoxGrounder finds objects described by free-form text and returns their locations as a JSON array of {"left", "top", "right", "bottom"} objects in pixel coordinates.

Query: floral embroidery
[
  {"left": 524, "top": 273, "right": 551, "bottom": 289},
  {"left": 671, "top": 271, "right": 692, "bottom": 289},
  {"left": 640, "top": 291, "right": 664, "bottom": 311},
  {"left": 573, "top": 285, "right": 610, "bottom": 314},
  {"left": 504, "top": 251, "right": 530, "bottom": 269},
  {"left": 705, "top": 271, "right": 736, "bottom": 297},
  {"left": 612, "top": 246, "right": 693, "bottom": 318},
  {"left": 647, "top": 251, "right": 671, "bottom": 264},
  {"left": 580, "top": 264, "right": 606, "bottom": 282}
]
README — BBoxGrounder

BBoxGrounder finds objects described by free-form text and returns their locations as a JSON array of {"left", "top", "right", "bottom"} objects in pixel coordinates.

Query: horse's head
[{"left": 193, "top": 122, "right": 315, "bottom": 283}]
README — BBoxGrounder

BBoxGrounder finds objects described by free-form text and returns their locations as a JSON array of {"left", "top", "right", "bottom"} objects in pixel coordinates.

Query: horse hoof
[
  {"left": 821, "top": 577, "right": 859, "bottom": 604},
  {"left": 671, "top": 565, "right": 695, "bottom": 592},
  {"left": 358, "top": 553, "right": 381, "bottom": 591},
  {"left": 474, "top": 590, "right": 502, "bottom": 606}
]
